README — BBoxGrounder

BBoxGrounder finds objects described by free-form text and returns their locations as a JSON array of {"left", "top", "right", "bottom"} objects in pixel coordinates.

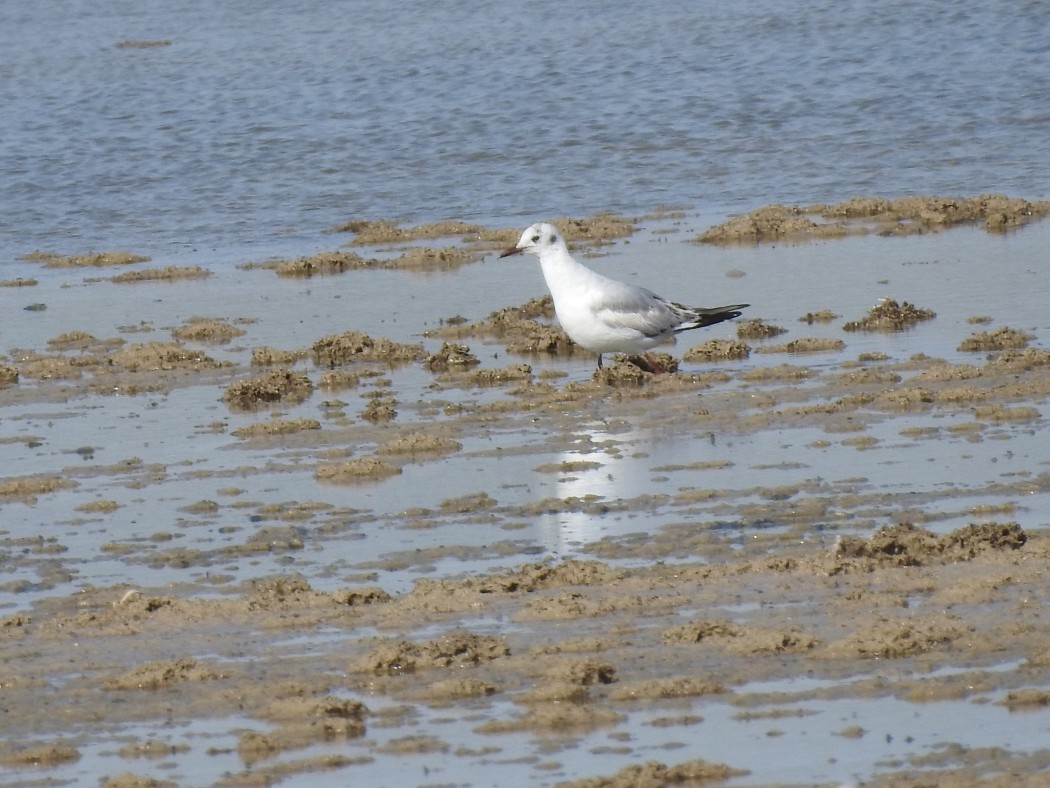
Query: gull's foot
[{"left": 627, "top": 352, "right": 679, "bottom": 374}]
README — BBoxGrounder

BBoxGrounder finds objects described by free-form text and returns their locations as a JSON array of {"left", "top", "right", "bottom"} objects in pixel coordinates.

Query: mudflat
[{"left": 2, "top": 198, "right": 1049, "bottom": 786}]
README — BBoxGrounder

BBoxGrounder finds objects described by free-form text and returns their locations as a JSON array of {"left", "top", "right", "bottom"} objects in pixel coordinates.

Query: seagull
[{"left": 500, "top": 222, "right": 748, "bottom": 372}]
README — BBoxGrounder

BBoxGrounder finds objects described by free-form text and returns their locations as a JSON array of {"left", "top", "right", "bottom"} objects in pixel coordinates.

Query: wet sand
[{"left": 2, "top": 198, "right": 1050, "bottom": 786}]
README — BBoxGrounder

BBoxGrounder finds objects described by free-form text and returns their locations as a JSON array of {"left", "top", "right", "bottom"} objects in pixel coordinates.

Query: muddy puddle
[{"left": 3, "top": 200, "right": 1050, "bottom": 786}]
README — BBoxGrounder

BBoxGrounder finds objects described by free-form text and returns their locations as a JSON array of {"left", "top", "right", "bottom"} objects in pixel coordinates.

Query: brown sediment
[
  {"left": 45, "top": 331, "right": 124, "bottom": 351},
  {"left": 103, "top": 657, "right": 228, "bottom": 690},
  {"left": 260, "top": 247, "right": 485, "bottom": 275},
  {"left": 110, "top": 341, "right": 224, "bottom": 371},
  {"left": 243, "top": 213, "right": 641, "bottom": 279},
  {"left": 223, "top": 368, "right": 314, "bottom": 410},
  {"left": 311, "top": 331, "right": 424, "bottom": 366},
  {"left": 424, "top": 342, "right": 480, "bottom": 371},
  {"left": 360, "top": 390, "right": 398, "bottom": 422},
  {"left": 735, "top": 318, "right": 788, "bottom": 340},
  {"left": 23, "top": 250, "right": 151, "bottom": 267},
  {"left": 350, "top": 631, "right": 509, "bottom": 674},
  {"left": 0, "top": 743, "right": 81, "bottom": 768},
  {"left": 562, "top": 760, "right": 751, "bottom": 785},
  {"left": 315, "top": 455, "right": 401, "bottom": 482},
  {"left": 843, "top": 299, "right": 936, "bottom": 332},
  {"left": 110, "top": 265, "right": 211, "bottom": 282},
  {"left": 331, "top": 212, "right": 637, "bottom": 247},
  {"left": 316, "top": 369, "right": 361, "bottom": 389},
  {"left": 697, "top": 193, "right": 1050, "bottom": 243},
  {"left": 695, "top": 203, "right": 843, "bottom": 244},
  {"left": 379, "top": 246, "right": 484, "bottom": 271},
  {"left": 958, "top": 326, "right": 1033, "bottom": 352},
  {"left": 171, "top": 317, "right": 247, "bottom": 344},
  {"left": 0, "top": 474, "right": 78, "bottom": 501},
  {"left": 798, "top": 309, "right": 839, "bottom": 324},
  {"left": 754, "top": 337, "right": 846, "bottom": 354},
  {"left": 74, "top": 499, "right": 121, "bottom": 513},
  {"left": 330, "top": 218, "right": 490, "bottom": 243},
  {"left": 376, "top": 431, "right": 461, "bottom": 458},
  {"left": 682, "top": 338, "right": 751, "bottom": 362},
  {"left": 251, "top": 346, "right": 310, "bottom": 365},
  {"left": 231, "top": 417, "right": 322, "bottom": 438},
  {"left": 115, "top": 39, "right": 171, "bottom": 48},
  {"left": 269, "top": 250, "right": 372, "bottom": 276}
]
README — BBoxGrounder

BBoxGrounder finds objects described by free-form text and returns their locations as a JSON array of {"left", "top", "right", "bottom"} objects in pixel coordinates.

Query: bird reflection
[{"left": 537, "top": 419, "right": 657, "bottom": 556}]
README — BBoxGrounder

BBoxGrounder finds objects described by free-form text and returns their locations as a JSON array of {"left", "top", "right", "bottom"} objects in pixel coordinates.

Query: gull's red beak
[{"left": 499, "top": 246, "right": 523, "bottom": 258}]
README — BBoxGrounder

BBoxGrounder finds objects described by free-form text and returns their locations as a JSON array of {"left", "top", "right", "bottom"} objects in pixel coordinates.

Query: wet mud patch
[
  {"left": 231, "top": 417, "right": 321, "bottom": 438},
  {"left": 0, "top": 742, "right": 81, "bottom": 769},
  {"left": 754, "top": 337, "right": 846, "bottom": 354},
  {"left": 237, "top": 696, "right": 368, "bottom": 766},
  {"left": 734, "top": 318, "right": 787, "bottom": 340},
  {"left": 424, "top": 342, "right": 481, "bottom": 376},
  {"left": 0, "top": 474, "right": 78, "bottom": 503},
  {"left": 257, "top": 247, "right": 487, "bottom": 275},
  {"left": 958, "top": 326, "right": 1033, "bottom": 352},
  {"left": 251, "top": 345, "right": 311, "bottom": 366},
  {"left": 376, "top": 431, "right": 462, "bottom": 458},
  {"left": 110, "top": 342, "right": 224, "bottom": 372},
  {"left": 171, "top": 316, "right": 248, "bottom": 344},
  {"left": 311, "top": 331, "right": 424, "bottom": 366},
  {"left": 222, "top": 368, "right": 313, "bottom": 410},
  {"left": 45, "top": 331, "right": 125, "bottom": 352},
  {"left": 257, "top": 212, "right": 639, "bottom": 277},
  {"left": 315, "top": 455, "right": 402, "bottom": 482},
  {"left": 330, "top": 218, "right": 492, "bottom": 244},
  {"left": 438, "top": 363, "right": 534, "bottom": 388},
  {"left": 103, "top": 657, "right": 229, "bottom": 691},
  {"left": 559, "top": 758, "right": 748, "bottom": 787},
  {"left": 110, "top": 265, "right": 211, "bottom": 283},
  {"left": 21, "top": 250, "right": 151, "bottom": 268},
  {"left": 843, "top": 299, "right": 936, "bottom": 332},
  {"left": 799, "top": 309, "right": 839, "bottom": 324},
  {"left": 697, "top": 193, "right": 1050, "bottom": 243},
  {"left": 351, "top": 631, "right": 509, "bottom": 674},
  {"left": 824, "top": 614, "right": 973, "bottom": 660},
  {"left": 428, "top": 295, "right": 583, "bottom": 363},
  {"left": 683, "top": 338, "right": 751, "bottom": 362},
  {"left": 829, "top": 522, "right": 1027, "bottom": 570},
  {"left": 331, "top": 212, "right": 637, "bottom": 248}
]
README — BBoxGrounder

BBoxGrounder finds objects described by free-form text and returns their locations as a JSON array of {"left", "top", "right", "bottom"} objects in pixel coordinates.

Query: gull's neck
[{"left": 536, "top": 243, "right": 590, "bottom": 284}]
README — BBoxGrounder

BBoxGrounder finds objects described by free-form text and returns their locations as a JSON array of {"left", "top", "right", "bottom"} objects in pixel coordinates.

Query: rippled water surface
[
  {"left": 2, "top": 0, "right": 1049, "bottom": 257},
  {"left": 4, "top": 4, "right": 1050, "bottom": 787}
]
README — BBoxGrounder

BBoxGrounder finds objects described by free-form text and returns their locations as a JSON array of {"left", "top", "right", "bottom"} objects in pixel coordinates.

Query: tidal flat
[{"left": 2, "top": 199, "right": 1050, "bottom": 786}]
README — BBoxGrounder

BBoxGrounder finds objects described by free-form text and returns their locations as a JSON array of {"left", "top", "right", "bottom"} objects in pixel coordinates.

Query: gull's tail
[{"left": 675, "top": 303, "right": 749, "bottom": 333}]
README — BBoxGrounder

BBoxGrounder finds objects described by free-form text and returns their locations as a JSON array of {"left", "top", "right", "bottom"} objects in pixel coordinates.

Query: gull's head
[{"left": 499, "top": 222, "right": 564, "bottom": 259}]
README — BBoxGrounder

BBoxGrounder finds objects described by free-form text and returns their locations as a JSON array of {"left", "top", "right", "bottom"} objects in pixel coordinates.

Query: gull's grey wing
[{"left": 588, "top": 282, "right": 682, "bottom": 338}]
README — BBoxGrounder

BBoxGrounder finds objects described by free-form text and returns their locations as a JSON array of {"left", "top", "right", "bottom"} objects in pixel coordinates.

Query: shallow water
[
  {"left": 2, "top": 0, "right": 1049, "bottom": 257},
  {"left": 47, "top": 683, "right": 1050, "bottom": 787},
  {"left": 3, "top": 221, "right": 1048, "bottom": 609}
]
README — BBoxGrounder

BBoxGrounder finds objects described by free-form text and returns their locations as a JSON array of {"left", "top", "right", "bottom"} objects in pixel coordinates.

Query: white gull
[{"left": 500, "top": 222, "right": 748, "bottom": 372}]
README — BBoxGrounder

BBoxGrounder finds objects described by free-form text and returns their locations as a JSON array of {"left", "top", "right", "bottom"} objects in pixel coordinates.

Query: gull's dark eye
[
  {"left": 530, "top": 234, "right": 540, "bottom": 242},
  {"left": 549, "top": 234, "right": 558, "bottom": 243}
]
